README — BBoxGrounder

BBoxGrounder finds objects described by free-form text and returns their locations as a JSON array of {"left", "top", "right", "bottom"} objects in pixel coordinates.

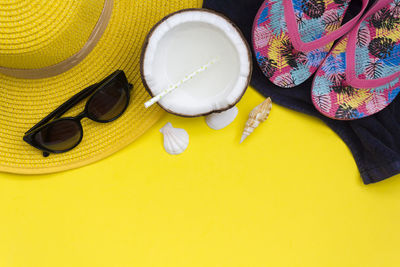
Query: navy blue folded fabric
[{"left": 203, "top": 0, "right": 400, "bottom": 184}]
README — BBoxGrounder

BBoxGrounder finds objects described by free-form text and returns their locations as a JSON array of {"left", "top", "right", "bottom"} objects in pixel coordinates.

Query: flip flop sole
[
  {"left": 252, "top": 0, "right": 351, "bottom": 88},
  {"left": 312, "top": 0, "right": 400, "bottom": 120}
]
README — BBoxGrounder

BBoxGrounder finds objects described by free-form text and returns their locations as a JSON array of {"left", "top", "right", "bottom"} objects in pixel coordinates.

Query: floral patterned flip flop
[
  {"left": 312, "top": 0, "right": 400, "bottom": 120},
  {"left": 252, "top": 0, "right": 369, "bottom": 88}
]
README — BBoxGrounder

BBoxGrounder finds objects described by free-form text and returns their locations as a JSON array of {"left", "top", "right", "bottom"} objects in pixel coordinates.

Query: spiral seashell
[
  {"left": 160, "top": 122, "right": 189, "bottom": 155},
  {"left": 240, "top": 97, "right": 272, "bottom": 143}
]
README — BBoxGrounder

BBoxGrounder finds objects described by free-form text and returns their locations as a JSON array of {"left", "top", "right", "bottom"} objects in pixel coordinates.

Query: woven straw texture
[{"left": 0, "top": 0, "right": 202, "bottom": 174}]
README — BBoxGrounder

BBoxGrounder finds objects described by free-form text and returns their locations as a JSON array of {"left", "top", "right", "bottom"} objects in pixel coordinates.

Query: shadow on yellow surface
[{"left": 0, "top": 87, "right": 399, "bottom": 267}]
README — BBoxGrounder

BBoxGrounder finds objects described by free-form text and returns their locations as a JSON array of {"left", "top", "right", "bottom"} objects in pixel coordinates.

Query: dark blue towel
[{"left": 203, "top": 0, "right": 400, "bottom": 184}]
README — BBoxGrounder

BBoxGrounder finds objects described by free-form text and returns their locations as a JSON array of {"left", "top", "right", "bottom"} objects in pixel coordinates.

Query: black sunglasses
[{"left": 23, "top": 70, "right": 133, "bottom": 157}]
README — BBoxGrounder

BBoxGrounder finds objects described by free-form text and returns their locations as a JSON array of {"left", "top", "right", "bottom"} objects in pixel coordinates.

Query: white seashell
[
  {"left": 205, "top": 106, "right": 239, "bottom": 130},
  {"left": 160, "top": 122, "right": 189, "bottom": 155},
  {"left": 240, "top": 97, "right": 272, "bottom": 143}
]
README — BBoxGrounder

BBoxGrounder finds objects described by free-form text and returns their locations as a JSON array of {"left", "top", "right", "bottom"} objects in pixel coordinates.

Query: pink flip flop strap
[
  {"left": 284, "top": 0, "right": 369, "bottom": 52},
  {"left": 346, "top": 0, "right": 400, "bottom": 88}
]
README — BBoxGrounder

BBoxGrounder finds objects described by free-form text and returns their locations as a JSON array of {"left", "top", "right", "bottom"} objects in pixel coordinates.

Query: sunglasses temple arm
[{"left": 25, "top": 83, "right": 100, "bottom": 134}]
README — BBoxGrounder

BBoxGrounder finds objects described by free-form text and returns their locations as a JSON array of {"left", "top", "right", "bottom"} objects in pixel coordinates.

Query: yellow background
[{"left": 0, "top": 87, "right": 399, "bottom": 267}]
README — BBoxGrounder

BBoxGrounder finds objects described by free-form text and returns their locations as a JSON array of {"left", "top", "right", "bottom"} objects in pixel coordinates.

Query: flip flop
[
  {"left": 312, "top": 0, "right": 400, "bottom": 120},
  {"left": 252, "top": 0, "right": 369, "bottom": 88}
]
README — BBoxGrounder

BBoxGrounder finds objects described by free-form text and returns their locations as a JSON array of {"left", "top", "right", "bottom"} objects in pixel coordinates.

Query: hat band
[{"left": 0, "top": 0, "right": 113, "bottom": 80}]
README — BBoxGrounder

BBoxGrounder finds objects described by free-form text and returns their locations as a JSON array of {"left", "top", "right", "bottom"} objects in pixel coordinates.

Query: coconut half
[{"left": 140, "top": 8, "right": 252, "bottom": 117}]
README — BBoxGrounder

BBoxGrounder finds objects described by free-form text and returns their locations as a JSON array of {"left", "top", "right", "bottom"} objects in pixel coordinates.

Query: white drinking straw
[{"left": 144, "top": 58, "right": 219, "bottom": 108}]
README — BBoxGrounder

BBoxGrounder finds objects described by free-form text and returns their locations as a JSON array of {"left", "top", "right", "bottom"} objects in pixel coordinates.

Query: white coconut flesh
[{"left": 141, "top": 9, "right": 252, "bottom": 117}]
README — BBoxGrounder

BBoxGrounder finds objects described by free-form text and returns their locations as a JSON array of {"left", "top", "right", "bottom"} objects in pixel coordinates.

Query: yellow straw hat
[{"left": 0, "top": 0, "right": 201, "bottom": 174}]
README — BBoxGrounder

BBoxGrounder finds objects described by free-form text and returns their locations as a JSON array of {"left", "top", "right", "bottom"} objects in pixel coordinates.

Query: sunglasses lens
[
  {"left": 34, "top": 120, "right": 82, "bottom": 152},
  {"left": 87, "top": 80, "right": 128, "bottom": 122}
]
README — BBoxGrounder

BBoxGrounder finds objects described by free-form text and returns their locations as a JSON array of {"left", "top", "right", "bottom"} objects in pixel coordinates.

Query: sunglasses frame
[{"left": 23, "top": 70, "right": 133, "bottom": 157}]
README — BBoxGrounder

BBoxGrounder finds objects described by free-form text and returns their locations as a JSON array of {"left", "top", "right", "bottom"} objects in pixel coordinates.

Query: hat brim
[{"left": 0, "top": 0, "right": 201, "bottom": 174}]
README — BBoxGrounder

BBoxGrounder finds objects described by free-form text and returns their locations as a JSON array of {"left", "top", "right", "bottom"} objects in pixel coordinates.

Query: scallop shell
[
  {"left": 240, "top": 98, "right": 272, "bottom": 143},
  {"left": 160, "top": 122, "right": 189, "bottom": 155},
  {"left": 205, "top": 106, "right": 239, "bottom": 130}
]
